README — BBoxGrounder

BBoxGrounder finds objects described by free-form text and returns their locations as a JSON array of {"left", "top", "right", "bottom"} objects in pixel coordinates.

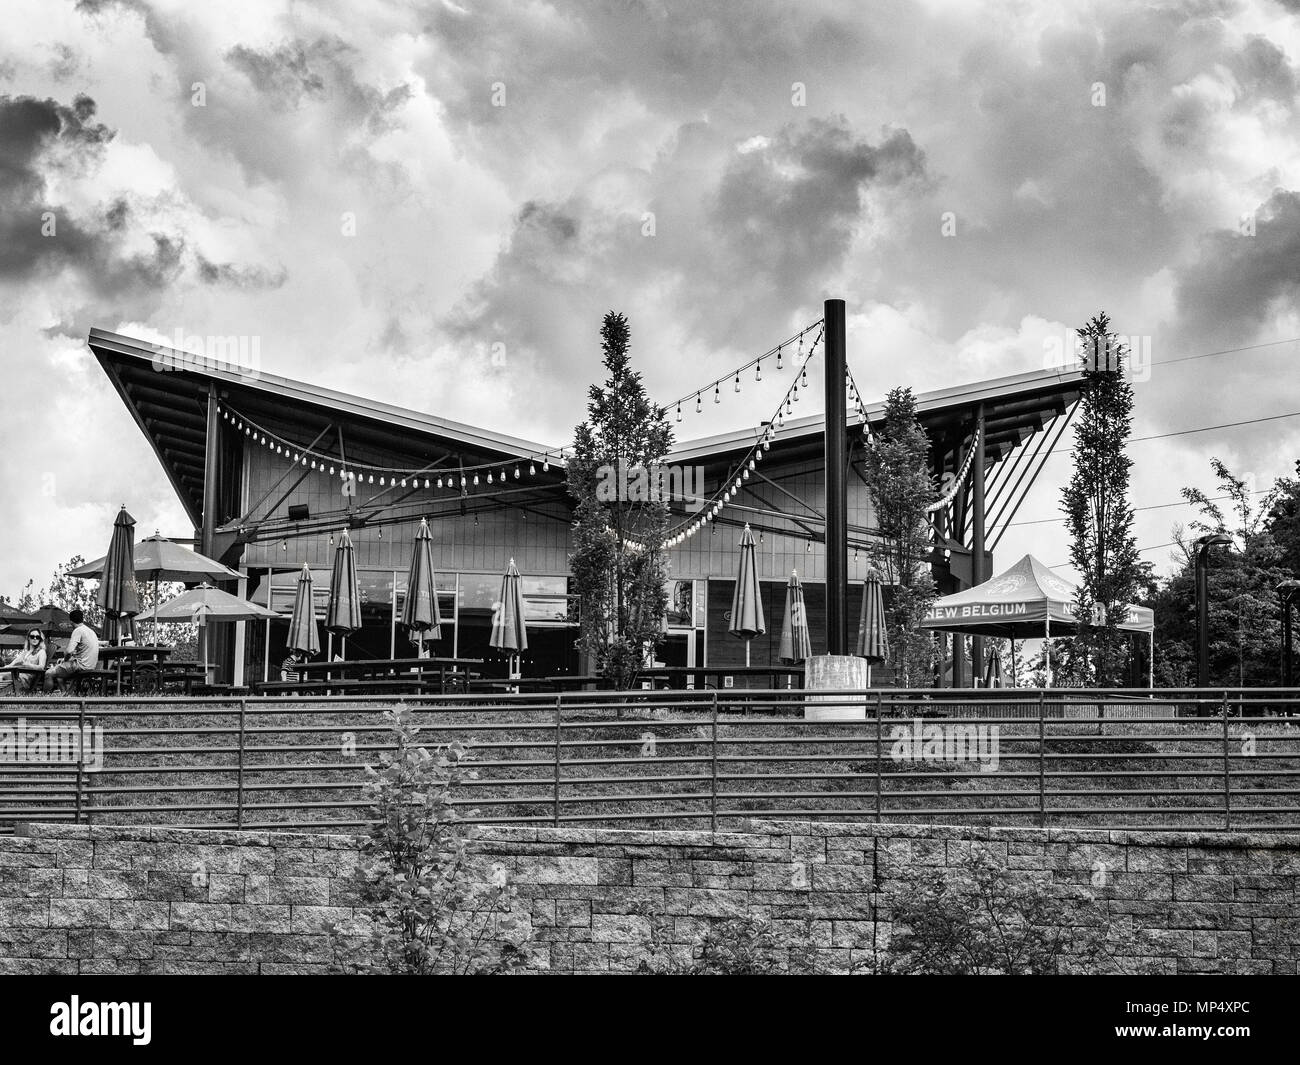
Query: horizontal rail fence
[{"left": 2, "top": 689, "right": 1299, "bottom": 833}]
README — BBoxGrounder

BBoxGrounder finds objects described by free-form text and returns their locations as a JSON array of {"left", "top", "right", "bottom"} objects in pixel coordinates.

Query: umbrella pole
[
  {"left": 745, "top": 641, "right": 751, "bottom": 668},
  {"left": 153, "top": 576, "right": 159, "bottom": 646}
]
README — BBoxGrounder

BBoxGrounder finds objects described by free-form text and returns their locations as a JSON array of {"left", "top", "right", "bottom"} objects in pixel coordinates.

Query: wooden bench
[{"left": 69, "top": 669, "right": 117, "bottom": 696}]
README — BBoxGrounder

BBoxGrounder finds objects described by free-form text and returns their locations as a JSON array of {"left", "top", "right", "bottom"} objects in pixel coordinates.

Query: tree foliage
[
  {"left": 860, "top": 387, "right": 938, "bottom": 686},
  {"left": 566, "top": 312, "right": 672, "bottom": 688},
  {"left": 1060, "top": 313, "right": 1142, "bottom": 686}
]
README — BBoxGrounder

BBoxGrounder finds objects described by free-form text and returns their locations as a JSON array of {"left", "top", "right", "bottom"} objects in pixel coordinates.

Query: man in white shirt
[{"left": 44, "top": 609, "right": 100, "bottom": 692}]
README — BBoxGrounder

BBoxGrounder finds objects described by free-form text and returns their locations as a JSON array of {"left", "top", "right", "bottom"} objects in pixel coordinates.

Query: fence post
[
  {"left": 74, "top": 699, "right": 85, "bottom": 825},
  {"left": 1222, "top": 690, "right": 1231, "bottom": 831},
  {"left": 1037, "top": 689, "right": 1046, "bottom": 828},
  {"left": 553, "top": 694, "right": 562, "bottom": 827},
  {"left": 236, "top": 699, "right": 246, "bottom": 830},
  {"left": 874, "top": 691, "right": 883, "bottom": 823},
  {"left": 710, "top": 691, "right": 718, "bottom": 833}
]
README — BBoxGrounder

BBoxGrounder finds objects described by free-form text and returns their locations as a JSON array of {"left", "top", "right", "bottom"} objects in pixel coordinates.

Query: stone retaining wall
[{"left": 0, "top": 820, "right": 1296, "bottom": 974}]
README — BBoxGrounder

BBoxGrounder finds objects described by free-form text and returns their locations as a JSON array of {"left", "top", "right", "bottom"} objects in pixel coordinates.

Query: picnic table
[
  {"left": 97, "top": 645, "right": 173, "bottom": 694},
  {"left": 255, "top": 656, "right": 483, "bottom": 696},
  {"left": 0, "top": 665, "right": 45, "bottom": 692}
]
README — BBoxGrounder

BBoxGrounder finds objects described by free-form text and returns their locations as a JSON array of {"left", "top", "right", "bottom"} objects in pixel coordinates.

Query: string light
[
  {"left": 755, "top": 359, "right": 762, "bottom": 382},
  {"left": 734, "top": 371, "right": 741, "bottom": 393},
  {"left": 714, "top": 383, "right": 720, "bottom": 404}
]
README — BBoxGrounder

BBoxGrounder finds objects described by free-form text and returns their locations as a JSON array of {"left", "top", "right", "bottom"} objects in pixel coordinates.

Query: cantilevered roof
[
  {"left": 89, "top": 328, "right": 569, "bottom": 526},
  {"left": 91, "top": 327, "right": 1082, "bottom": 531}
]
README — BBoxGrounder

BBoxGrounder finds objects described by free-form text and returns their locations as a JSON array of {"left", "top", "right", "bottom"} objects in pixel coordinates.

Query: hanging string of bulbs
[
  {"left": 662, "top": 320, "right": 825, "bottom": 425},
  {"left": 217, "top": 403, "right": 567, "bottom": 491},
  {"left": 621, "top": 325, "right": 826, "bottom": 553}
]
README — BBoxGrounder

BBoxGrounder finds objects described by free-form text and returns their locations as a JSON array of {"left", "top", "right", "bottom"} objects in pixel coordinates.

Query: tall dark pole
[
  {"left": 1195, "top": 533, "right": 1230, "bottom": 696},
  {"left": 824, "top": 298, "right": 848, "bottom": 656},
  {"left": 970, "top": 405, "right": 987, "bottom": 684},
  {"left": 1280, "top": 582, "right": 1300, "bottom": 688}
]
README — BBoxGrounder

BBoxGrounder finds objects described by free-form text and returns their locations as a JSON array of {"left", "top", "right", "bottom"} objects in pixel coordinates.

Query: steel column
[{"left": 823, "top": 298, "right": 848, "bottom": 655}]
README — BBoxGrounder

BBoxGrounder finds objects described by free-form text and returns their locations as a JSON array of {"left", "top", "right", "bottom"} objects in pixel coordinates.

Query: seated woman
[{"left": 5, "top": 630, "right": 47, "bottom": 691}]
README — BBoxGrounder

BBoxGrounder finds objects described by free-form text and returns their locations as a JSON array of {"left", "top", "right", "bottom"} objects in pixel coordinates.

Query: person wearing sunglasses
[{"left": 4, "top": 629, "right": 47, "bottom": 691}]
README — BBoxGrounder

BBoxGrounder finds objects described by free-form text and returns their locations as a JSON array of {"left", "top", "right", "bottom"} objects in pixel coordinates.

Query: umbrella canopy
[
  {"left": 489, "top": 558, "right": 529, "bottom": 654},
  {"left": 136, "top": 584, "right": 278, "bottom": 623},
  {"left": 70, "top": 533, "right": 241, "bottom": 583},
  {"left": 326, "top": 529, "right": 363, "bottom": 636},
  {"left": 921, "top": 554, "right": 1155, "bottom": 638},
  {"left": 0, "top": 602, "right": 42, "bottom": 630},
  {"left": 96, "top": 506, "right": 142, "bottom": 640},
  {"left": 778, "top": 570, "right": 812, "bottom": 664},
  {"left": 856, "top": 571, "right": 890, "bottom": 663},
  {"left": 27, "top": 605, "right": 74, "bottom": 637},
  {"left": 286, "top": 564, "right": 321, "bottom": 657},
  {"left": 729, "top": 524, "right": 766, "bottom": 640},
  {"left": 400, "top": 518, "right": 442, "bottom": 642}
]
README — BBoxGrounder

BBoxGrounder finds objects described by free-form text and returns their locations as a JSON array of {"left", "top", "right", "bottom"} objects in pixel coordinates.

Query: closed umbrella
[
  {"left": 138, "top": 584, "right": 278, "bottom": 679},
  {"left": 326, "top": 528, "right": 363, "bottom": 654},
  {"left": 97, "top": 505, "right": 142, "bottom": 645},
  {"left": 400, "top": 518, "right": 442, "bottom": 656},
  {"left": 778, "top": 569, "right": 812, "bottom": 666},
  {"left": 489, "top": 558, "right": 528, "bottom": 678},
  {"left": 983, "top": 647, "right": 1004, "bottom": 689},
  {"left": 286, "top": 563, "right": 320, "bottom": 658},
  {"left": 728, "top": 524, "right": 766, "bottom": 667},
  {"left": 857, "top": 569, "right": 889, "bottom": 686}
]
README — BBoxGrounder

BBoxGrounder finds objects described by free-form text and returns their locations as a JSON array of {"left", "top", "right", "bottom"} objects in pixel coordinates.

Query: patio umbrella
[
  {"left": 72, "top": 532, "right": 241, "bottom": 643},
  {"left": 778, "top": 570, "right": 812, "bottom": 665},
  {"left": 97, "top": 505, "right": 142, "bottom": 645},
  {"left": 0, "top": 602, "right": 41, "bottom": 629},
  {"left": 138, "top": 584, "right": 278, "bottom": 679},
  {"left": 400, "top": 518, "right": 442, "bottom": 656},
  {"left": 489, "top": 558, "right": 528, "bottom": 677},
  {"left": 286, "top": 563, "right": 320, "bottom": 658},
  {"left": 326, "top": 528, "right": 363, "bottom": 653},
  {"left": 728, "top": 524, "right": 766, "bottom": 667},
  {"left": 983, "top": 647, "right": 1004, "bottom": 688},
  {"left": 856, "top": 569, "right": 889, "bottom": 685}
]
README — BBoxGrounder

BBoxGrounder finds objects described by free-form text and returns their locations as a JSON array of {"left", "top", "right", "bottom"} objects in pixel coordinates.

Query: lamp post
[
  {"left": 1194, "top": 533, "right": 1232, "bottom": 694},
  {"left": 1279, "top": 580, "right": 1300, "bottom": 689}
]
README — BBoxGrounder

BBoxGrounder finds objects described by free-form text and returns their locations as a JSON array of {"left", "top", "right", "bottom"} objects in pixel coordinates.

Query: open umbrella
[
  {"left": 778, "top": 569, "right": 812, "bottom": 666},
  {"left": 0, "top": 602, "right": 41, "bottom": 629},
  {"left": 286, "top": 563, "right": 320, "bottom": 658},
  {"left": 489, "top": 558, "right": 528, "bottom": 677},
  {"left": 400, "top": 518, "right": 442, "bottom": 655},
  {"left": 857, "top": 569, "right": 889, "bottom": 685},
  {"left": 138, "top": 584, "right": 278, "bottom": 679},
  {"left": 97, "top": 505, "right": 142, "bottom": 645},
  {"left": 73, "top": 532, "right": 241, "bottom": 643},
  {"left": 728, "top": 524, "right": 766, "bottom": 667},
  {"left": 326, "top": 528, "right": 363, "bottom": 654}
]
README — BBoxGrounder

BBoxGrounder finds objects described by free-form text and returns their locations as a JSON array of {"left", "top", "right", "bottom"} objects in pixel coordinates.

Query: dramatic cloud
[{"left": 2, "top": 0, "right": 1300, "bottom": 595}]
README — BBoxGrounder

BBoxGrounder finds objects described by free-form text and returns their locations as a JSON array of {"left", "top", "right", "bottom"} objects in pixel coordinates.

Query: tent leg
[
  {"left": 1045, "top": 618, "right": 1052, "bottom": 687},
  {"left": 1011, "top": 636, "right": 1017, "bottom": 688}
]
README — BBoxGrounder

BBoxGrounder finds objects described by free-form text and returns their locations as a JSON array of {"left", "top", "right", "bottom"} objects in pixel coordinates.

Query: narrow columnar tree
[
  {"left": 860, "top": 387, "right": 938, "bottom": 686},
  {"left": 567, "top": 312, "right": 672, "bottom": 688},
  {"left": 1061, "top": 313, "right": 1142, "bottom": 686}
]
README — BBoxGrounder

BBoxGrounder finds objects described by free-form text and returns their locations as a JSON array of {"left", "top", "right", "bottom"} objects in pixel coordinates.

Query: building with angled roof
[{"left": 89, "top": 326, "right": 1082, "bottom": 686}]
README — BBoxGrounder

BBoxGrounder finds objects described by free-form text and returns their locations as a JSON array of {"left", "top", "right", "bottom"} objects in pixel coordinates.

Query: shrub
[{"left": 332, "top": 708, "right": 530, "bottom": 974}]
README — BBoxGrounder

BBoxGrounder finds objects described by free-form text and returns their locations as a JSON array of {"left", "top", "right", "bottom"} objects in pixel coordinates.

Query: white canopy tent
[{"left": 921, "top": 554, "right": 1155, "bottom": 686}]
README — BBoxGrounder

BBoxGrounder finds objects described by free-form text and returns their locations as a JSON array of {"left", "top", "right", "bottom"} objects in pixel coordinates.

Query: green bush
[{"left": 332, "top": 708, "right": 531, "bottom": 974}]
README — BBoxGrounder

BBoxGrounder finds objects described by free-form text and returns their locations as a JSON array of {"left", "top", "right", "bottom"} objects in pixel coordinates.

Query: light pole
[
  {"left": 1195, "top": 533, "right": 1231, "bottom": 693},
  {"left": 1279, "top": 580, "right": 1300, "bottom": 689}
]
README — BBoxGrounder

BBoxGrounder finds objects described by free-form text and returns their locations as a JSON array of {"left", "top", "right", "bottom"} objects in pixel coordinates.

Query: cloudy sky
[{"left": 2, "top": 0, "right": 1300, "bottom": 598}]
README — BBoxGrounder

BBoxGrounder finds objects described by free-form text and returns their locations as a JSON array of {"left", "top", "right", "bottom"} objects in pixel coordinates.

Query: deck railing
[{"left": 2, "top": 688, "right": 1298, "bottom": 833}]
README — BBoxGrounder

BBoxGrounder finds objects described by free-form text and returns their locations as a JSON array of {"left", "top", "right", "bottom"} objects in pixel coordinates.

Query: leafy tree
[
  {"left": 1061, "top": 314, "right": 1142, "bottom": 686},
  {"left": 567, "top": 312, "right": 672, "bottom": 688},
  {"left": 333, "top": 709, "right": 529, "bottom": 975},
  {"left": 1266, "top": 461, "right": 1300, "bottom": 576},
  {"left": 860, "top": 387, "right": 938, "bottom": 686},
  {"left": 1150, "top": 460, "right": 1291, "bottom": 687}
]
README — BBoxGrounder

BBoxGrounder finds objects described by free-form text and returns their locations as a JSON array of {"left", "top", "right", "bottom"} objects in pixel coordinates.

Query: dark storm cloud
[
  {"left": 196, "top": 255, "right": 288, "bottom": 289},
  {"left": 1173, "top": 189, "right": 1300, "bottom": 347}
]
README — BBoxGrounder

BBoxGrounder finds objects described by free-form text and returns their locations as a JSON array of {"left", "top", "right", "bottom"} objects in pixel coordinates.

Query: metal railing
[{"left": 2, "top": 688, "right": 1299, "bottom": 833}]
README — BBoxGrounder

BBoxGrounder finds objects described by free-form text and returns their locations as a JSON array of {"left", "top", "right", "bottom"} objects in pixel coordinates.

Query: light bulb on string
[
  {"left": 529, "top": 462, "right": 536, "bottom": 476},
  {"left": 543, "top": 458, "right": 549, "bottom": 472},
  {"left": 514, "top": 466, "right": 521, "bottom": 480},
  {"left": 473, "top": 473, "right": 480, "bottom": 486},
  {"left": 487, "top": 471, "right": 494, "bottom": 484},
  {"left": 676, "top": 403, "right": 682, "bottom": 423},
  {"left": 713, "top": 383, "right": 720, "bottom": 404},
  {"left": 755, "top": 359, "right": 762, "bottom": 382},
  {"left": 776, "top": 345, "right": 783, "bottom": 370},
  {"left": 695, "top": 393, "right": 702, "bottom": 413},
  {"left": 734, "top": 372, "right": 740, "bottom": 393}
]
